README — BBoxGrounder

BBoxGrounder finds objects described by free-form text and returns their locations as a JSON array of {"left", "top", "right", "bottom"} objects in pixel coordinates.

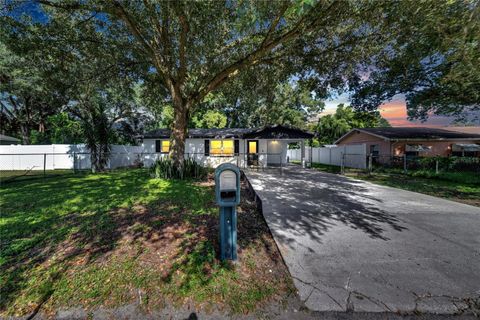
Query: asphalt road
[{"left": 245, "top": 166, "right": 480, "bottom": 314}]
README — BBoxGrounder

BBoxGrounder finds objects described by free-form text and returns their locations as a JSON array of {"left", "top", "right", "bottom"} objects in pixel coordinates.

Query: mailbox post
[{"left": 214, "top": 163, "right": 240, "bottom": 261}]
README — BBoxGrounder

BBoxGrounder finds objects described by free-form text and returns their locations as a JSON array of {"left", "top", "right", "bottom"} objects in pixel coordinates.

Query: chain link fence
[
  {"left": 338, "top": 153, "right": 480, "bottom": 177},
  {"left": 0, "top": 151, "right": 286, "bottom": 184},
  {"left": 0, "top": 152, "right": 148, "bottom": 183}
]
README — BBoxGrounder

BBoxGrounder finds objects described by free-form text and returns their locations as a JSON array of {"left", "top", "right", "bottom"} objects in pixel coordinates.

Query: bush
[
  {"left": 150, "top": 157, "right": 208, "bottom": 180},
  {"left": 448, "top": 156, "right": 480, "bottom": 172}
]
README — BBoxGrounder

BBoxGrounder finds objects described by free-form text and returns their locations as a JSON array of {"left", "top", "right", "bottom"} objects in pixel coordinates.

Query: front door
[{"left": 247, "top": 140, "right": 259, "bottom": 166}]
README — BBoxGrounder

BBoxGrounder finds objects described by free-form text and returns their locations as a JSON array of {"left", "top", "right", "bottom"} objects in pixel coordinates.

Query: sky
[{"left": 324, "top": 94, "right": 456, "bottom": 128}]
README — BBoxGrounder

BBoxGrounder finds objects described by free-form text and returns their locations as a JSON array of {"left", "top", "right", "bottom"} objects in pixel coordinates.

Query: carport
[{"left": 245, "top": 166, "right": 480, "bottom": 313}]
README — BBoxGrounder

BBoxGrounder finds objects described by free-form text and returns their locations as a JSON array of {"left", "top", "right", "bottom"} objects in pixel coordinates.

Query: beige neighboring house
[{"left": 335, "top": 127, "right": 480, "bottom": 157}]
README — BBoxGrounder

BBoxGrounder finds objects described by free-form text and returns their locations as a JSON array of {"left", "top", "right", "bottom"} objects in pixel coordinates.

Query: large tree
[
  {"left": 350, "top": 1, "right": 480, "bottom": 122},
  {"left": 9, "top": 0, "right": 394, "bottom": 166},
  {"left": 0, "top": 40, "right": 67, "bottom": 144}
]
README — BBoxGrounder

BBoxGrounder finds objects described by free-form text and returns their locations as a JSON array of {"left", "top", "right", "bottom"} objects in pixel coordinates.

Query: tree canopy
[
  {"left": 350, "top": 1, "right": 480, "bottom": 122},
  {"left": 2, "top": 0, "right": 398, "bottom": 163},
  {"left": 1, "top": 0, "right": 478, "bottom": 165},
  {"left": 316, "top": 104, "right": 390, "bottom": 145}
]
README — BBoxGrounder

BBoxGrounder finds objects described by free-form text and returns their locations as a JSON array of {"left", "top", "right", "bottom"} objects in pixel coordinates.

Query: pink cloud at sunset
[
  {"left": 379, "top": 99, "right": 453, "bottom": 127},
  {"left": 322, "top": 94, "right": 479, "bottom": 127}
]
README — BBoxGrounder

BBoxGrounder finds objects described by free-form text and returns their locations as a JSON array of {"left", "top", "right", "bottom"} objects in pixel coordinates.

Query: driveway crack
[{"left": 292, "top": 276, "right": 345, "bottom": 310}]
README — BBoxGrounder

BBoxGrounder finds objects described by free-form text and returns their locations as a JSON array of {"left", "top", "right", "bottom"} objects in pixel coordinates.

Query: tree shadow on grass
[
  {"left": 0, "top": 170, "right": 211, "bottom": 313},
  {"left": 0, "top": 169, "right": 277, "bottom": 316}
]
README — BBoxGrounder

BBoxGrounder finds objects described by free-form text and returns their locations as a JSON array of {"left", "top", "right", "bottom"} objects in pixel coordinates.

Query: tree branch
[
  {"left": 0, "top": 100, "right": 15, "bottom": 119},
  {"left": 39, "top": 0, "right": 175, "bottom": 92},
  {"left": 109, "top": 1, "right": 175, "bottom": 92},
  {"left": 192, "top": 1, "right": 329, "bottom": 107},
  {"left": 260, "top": 1, "right": 289, "bottom": 48},
  {"left": 142, "top": 0, "right": 165, "bottom": 52},
  {"left": 173, "top": 3, "right": 189, "bottom": 86}
]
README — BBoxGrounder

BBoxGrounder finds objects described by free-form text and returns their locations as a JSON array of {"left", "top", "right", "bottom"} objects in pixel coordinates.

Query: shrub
[
  {"left": 150, "top": 157, "right": 208, "bottom": 180},
  {"left": 448, "top": 156, "right": 480, "bottom": 172}
]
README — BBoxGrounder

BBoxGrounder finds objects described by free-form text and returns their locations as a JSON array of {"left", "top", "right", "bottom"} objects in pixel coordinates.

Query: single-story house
[
  {"left": 0, "top": 134, "right": 21, "bottom": 145},
  {"left": 141, "top": 125, "right": 313, "bottom": 167},
  {"left": 335, "top": 127, "right": 480, "bottom": 158}
]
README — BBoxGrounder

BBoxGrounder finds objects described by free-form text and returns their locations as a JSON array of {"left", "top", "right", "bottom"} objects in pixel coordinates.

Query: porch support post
[
  {"left": 309, "top": 138, "right": 313, "bottom": 167},
  {"left": 301, "top": 140, "right": 305, "bottom": 168}
]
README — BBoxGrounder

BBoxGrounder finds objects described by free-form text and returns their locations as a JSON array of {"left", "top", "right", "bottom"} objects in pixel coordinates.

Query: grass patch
[
  {"left": 307, "top": 163, "right": 480, "bottom": 207},
  {"left": 0, "top": 169, "right": 79, "bottom": 183},
  {"left": 0, "top": 169, "right": 292, "bottom": 317}
]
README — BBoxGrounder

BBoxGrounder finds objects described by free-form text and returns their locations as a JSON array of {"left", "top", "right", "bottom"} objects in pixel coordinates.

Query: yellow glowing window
[
  {"left": 210, "top": 140, "right": 234, "bottom": 155},
  {"left": 248, "top": 141, "right": 257, "bottom": 154},
  {"left": 161, "top": 140, "right": 170, "bottom": 153}
]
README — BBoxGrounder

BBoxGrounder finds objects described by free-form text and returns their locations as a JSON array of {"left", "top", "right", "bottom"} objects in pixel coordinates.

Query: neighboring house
[
  {"left": 141, "top": 125, "right": 313, "bottom": 167},
  {"left": 443, "top": 126, "right": 480, "bottom": 135},
  {"left": 0, "top": 134, "right": 21, "bottom": 145},
  {"left": 335, "top": 127, "right": 480, "bottom": 158}
]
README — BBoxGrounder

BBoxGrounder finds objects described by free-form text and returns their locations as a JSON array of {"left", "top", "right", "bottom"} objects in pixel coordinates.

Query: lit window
[
  {"left": 223, "top": 140, "right": 234, "bottom": 154},
  {"left": 248, "top": 141, "right": 257, "bottom": 154},
  {"left": 210, "top": 140, "right": 234, "bottom": 155},
  {"left": 161, "top": 140, "right": 170, "bottom": 153}
]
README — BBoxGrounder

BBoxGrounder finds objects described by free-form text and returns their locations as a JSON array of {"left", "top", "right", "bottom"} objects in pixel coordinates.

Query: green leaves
[
  {"left": 316, "top": 104, "right": 390, "bottom": 145},
  {"left": 350, "top": 0, "right": 480, "bottom": 121}
]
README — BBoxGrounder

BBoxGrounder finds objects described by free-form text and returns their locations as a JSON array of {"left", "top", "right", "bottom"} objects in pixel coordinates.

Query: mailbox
[
  {"left": 215, "top": 164, "right": 240, "bottom": 206},
  {"left": 214, "top": 163, "right": 240, "bottom": 261}
]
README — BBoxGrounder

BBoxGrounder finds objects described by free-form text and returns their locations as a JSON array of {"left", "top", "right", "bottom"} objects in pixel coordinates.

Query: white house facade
[{"left": 141, "top": 125, "right": 314, "bottom": 168}]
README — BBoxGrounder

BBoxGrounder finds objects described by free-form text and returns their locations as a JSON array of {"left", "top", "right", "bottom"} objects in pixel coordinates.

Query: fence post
[
  {"left": 368, "top": 153, "right": 373, "bottom": 173},
  {"left": 73, "top": 152, "right": 77, "bottom": 174},
  {"left": 403, "top": 154, "right": 407, "bottom": 174},
  {"left": 341, "top": 152, "right": 345, "bottom": 175},
  {"left": 43, "top": 153, "right": 47, "bottom": 178},
  {"left": 435, "top": 159, "right": 439, "bottom": 174}
]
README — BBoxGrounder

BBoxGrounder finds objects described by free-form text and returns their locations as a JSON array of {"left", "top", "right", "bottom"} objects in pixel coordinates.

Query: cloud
[
  {"left": 322, "top": 93, "right": 459, "bottom": 127},
  {"left": 379, "top": 99, "right": 453, "bottom": 127}
]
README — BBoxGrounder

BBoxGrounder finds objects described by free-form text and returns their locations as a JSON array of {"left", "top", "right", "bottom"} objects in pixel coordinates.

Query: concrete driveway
[{"left": 244, "top": 166, "right": 480, "bottom": 314}]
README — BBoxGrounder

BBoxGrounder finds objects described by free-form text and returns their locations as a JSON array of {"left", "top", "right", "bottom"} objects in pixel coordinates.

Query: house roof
[
  {"left": 335, "top": 127, "right": 480, "bottom": 144},
  {"left": 142, "top": 125, "right": 313, "bottom": 140},
  {"left": 243, "top": 125, "right": 314, "bottom": 139},
  {"left": 444, "top": 126, "right": 480, "bottom": 135},
  {"left": 0, "top": 134, "right": 21, "bottom": 143},
  {"left": 143, "top": 128, "right": 252, "bottom": 139}
]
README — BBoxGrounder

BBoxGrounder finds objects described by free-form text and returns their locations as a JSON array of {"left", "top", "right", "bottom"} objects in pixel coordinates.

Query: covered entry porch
[{"left": 242, "top": 125, "right": 314, "bottom": 168}]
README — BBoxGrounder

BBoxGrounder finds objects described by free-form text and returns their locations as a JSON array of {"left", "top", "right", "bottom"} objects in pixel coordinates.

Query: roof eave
[
  {"left": 391, "top": 137, "right": 480, "bottom": 142},
  {"left": 334, "top": 129, "right": 390, "bottom": 144}
]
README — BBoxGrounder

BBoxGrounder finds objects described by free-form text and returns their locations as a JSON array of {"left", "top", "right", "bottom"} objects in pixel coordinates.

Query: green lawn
[
  {"left": 305, "top": 162, "right": 480, "bottom": 207},
  {"left": 353, "top": 172, "right": 480, "bottom": 207},
  {"left": 0, "top": 169, "right": 292, "bottom": 317},
  {"left": 0, "top": 169, "right": 77, "bottom": 183}
]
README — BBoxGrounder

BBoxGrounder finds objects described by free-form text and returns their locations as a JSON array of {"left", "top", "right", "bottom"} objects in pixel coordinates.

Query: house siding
[
  {"left": 391, "top": 140, "right": 479, "bottom": 157},
  {"left": 337, "top": 131, "right": 391, "bottom": 156},
  {"left": 142, "top": 138, "right": 291, "bottom": 168},
  {"left": 337, "top": 131, "right": 480, "bottom": 157}
]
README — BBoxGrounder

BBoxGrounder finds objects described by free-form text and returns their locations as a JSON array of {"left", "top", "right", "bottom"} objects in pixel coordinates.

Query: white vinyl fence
[
  {"left": 0, "top": 144, "right": 144, "bottom": 171},
  {"left": 287, "top": 144, "right": 367, "bottom": 169}
]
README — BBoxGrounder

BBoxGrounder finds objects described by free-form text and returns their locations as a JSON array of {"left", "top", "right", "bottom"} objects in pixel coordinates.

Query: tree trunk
[
  {"left": 20, "top": 124, "right": 30, "bottom": 145},
  {"left": 170, "top": 100, "right": 189, "bottom": 167},
  {"left": 38, "top": 121, "right": 45, "bottom": 133},
  {"left": 90, "top": 147, "right": 97, "bottom": 173}
]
